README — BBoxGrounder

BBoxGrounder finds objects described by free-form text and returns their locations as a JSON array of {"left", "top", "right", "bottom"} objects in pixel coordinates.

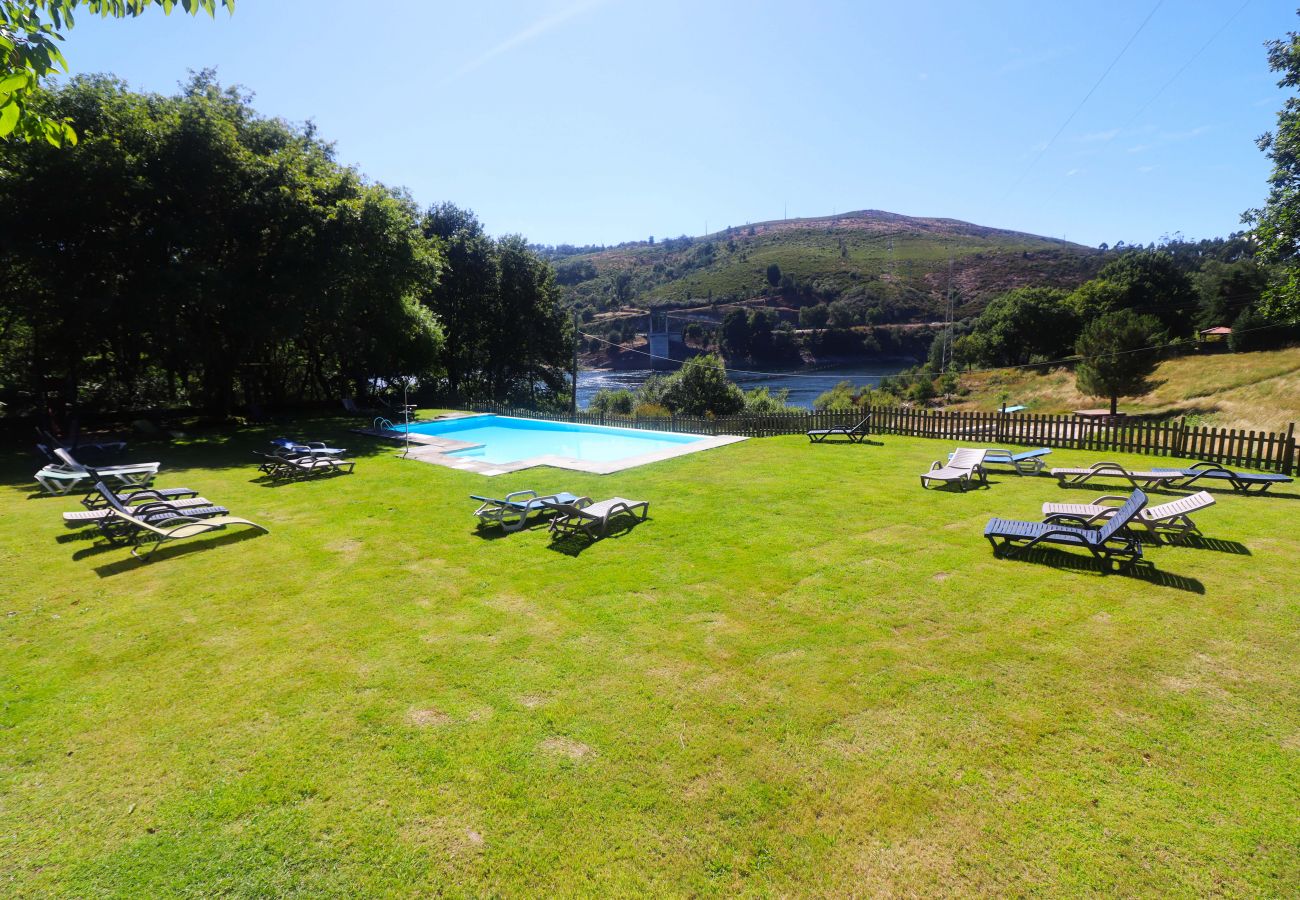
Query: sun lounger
[
  {"left": 89, "top": 481, "right": 267, "bottom": 559},
  {"left": 255, "top": 450, "right": 355, "bottom": 481},
  {"left": 545, "top": 496, "right": 649, "bottom": 540},
  {"left": 36, "top": 426, "right": 126, "bottom": 459},
  {"left": 34, "top": 448, "right": 160, "bottom": 495},
  {"left": 960, "top": 447, "right": 1052, "bottom": 474},
  {"left": 1042, "top": 490, "right": 1214, "bottom": 534},
  {"left": 472, "top": 490, "right": 581, "bottom": 533},
  {"left": 807, "top": 415, "right": 872, "bottom": 443},
  {"left": 64, "top": 496, "right": 216, "bottom": 527},
  {"left": 341, "top": 397, "right": 379, "bottom": 415},
  {"left": 985, "top": 489, "right": 1147, "bottom": 572},
  {"left": 81, "top": 485, "right": 200, "bottom": 510},
  {"left": 1150, "top": 462, "right": 1294, "bottom": 494},
  {"left": 72, "top": 484, "right": 232, "bottom": 544},
  {"left": 270, "top": 438, "right": 347, "bottom": 457},
  {"left": 921, "top": 448, "right": 987, "bottom": 491},
  {"left": 1050, "top": 462, "right": 1182, "bottom": 489}
]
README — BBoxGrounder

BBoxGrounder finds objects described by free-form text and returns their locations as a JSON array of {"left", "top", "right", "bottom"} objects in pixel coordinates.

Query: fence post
[{"left": 1285, "top": 422, "right": 1296, "bottom": 476}]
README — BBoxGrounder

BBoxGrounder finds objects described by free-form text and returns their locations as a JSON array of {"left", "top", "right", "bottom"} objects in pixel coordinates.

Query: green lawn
[{"left": 3, "top": 419, "right": 1299, "bottom": 896}]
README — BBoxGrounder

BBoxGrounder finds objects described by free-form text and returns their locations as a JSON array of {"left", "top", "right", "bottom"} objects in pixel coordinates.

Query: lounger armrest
[
  {"left": 573, "top": 496, "right": 593, "bottom": 509},
  {"left": 928, "top": 461, "right": 943, "bottom": 472},
  {"left": 504, "top": 490, "right": 539, "bottom": 502},
  {"left": 130, "top": 500, "right": 182, "bottom": 517},
  {"left": 1089, "top": 494, "right": 1128, "bottom": 506},
  {"left": 1035, "top": 525, "right": 1100, "bottom": 543},
  {"left": 119, "top": 488, "right": 169, "bottom": 503}
]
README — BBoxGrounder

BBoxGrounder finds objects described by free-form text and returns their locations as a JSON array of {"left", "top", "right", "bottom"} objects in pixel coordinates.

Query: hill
[
  {"left": 949, "top": 346, "right": 1300, "bottom": 433},
  {"left": 548, "top": 209, "right": 1104, "bottom": 323}
]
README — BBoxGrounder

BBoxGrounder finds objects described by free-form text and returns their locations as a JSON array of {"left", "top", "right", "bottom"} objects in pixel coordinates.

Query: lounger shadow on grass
[
  {"left": 472, "top": 520, "right": 552, "bottom": 541},
  {"left": 544, "top": 516, "right": 649, "bottom": 557},
  {"left": 89, "top": 528, "right": 268, "bottom": 577},
  {"left": 998, "top": 547, "right": 1205, "bottom": 593},
  {"left": 1159, "top": 534, "right": 1251, "bottom": 554},
  {"left": 806, "top": 438, "right": 884, "bottom": 447}
]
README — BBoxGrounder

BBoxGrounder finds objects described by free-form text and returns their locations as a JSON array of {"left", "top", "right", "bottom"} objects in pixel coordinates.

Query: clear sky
[{"left": 55, "top": 0, "right": 1296, "bottom": 248}]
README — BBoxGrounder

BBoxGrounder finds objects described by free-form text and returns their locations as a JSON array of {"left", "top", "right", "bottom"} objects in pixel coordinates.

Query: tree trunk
[{"left": 1110, "top": 394, "right": 1118, "bottom": 416}]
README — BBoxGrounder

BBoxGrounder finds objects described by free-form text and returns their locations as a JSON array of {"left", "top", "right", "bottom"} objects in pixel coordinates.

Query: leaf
[
  {"left": 61, "top": 121, "right": 79, "bottom": 146},
  {"left": 0, "top": 72, "right": 30, "bottom": 94},
  {"left": 0, "top": 101, "right": 20, "bottom": 137},
  {"left": 43, "top": 118, "right": 65, "bottom": 147}
]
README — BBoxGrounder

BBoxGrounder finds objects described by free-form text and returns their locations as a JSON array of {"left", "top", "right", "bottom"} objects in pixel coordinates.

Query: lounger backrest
[
  {"left": 1095, "top": 489, "right": 1147, "bottom": 541},
  {"left": 53, "top": 447, "right": 86, "bottom": 472},
  {"left": 1147, "top": 491, "right": 1214, "bottom": 519},
  {"left": 853, "top": 415, "right": 872, "bottom": 432},
  {"left": 949, "top": 448, "right": 985, "bottom": 471},
  {"left": 91, "top": 481, "right": 134, "bottom": 516}
]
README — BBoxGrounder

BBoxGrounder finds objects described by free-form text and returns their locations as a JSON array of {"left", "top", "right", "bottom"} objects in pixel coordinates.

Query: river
[{"left": 576, "top": 361, "right": 913, "bottom": 410}]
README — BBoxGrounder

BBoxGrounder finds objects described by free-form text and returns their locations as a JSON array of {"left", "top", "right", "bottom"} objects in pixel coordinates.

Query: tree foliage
[
  {"left": 1073, "top": 310, "right": 1163, "bottom": 415},
  {"left": 953, "top": 287, "right": 1077, "bottom": 367},
  {"left": 420, "top": 205, "right": 572, "bottom": 406},
  {"left": 659, "top": 353, "right": 744, "bottom": 416},
  {"left": 1246, "top": 12, "right": 1300, "bottom": 322},
  {"left": 0, "top": 0, "right": 234, "bottom": 144},
  {"left": 1088, "top": 250, "right": 1195, "bottom": 333},
  {"left": 0, "top": 73, "right": 445, "bottom": 418}
]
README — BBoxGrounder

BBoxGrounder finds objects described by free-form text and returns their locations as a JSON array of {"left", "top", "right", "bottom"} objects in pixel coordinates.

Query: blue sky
[{"left": 56, "top": 0, "right": 1295, "bottom": 248}]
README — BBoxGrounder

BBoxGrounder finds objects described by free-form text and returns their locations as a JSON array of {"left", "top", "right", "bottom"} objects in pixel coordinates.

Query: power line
[
  {"left": 1118, "top": 0, "right": 1251, "bottom": 135},
  {"left": 1003, "top": 0, "right": 1165, "bottom": 202}
]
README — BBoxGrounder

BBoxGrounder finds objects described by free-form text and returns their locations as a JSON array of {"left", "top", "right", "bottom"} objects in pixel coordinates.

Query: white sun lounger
[
  {"left": 1051, "top": 462, "right": 1183, "bottom": 489},
  {"left": 35, "top": 448, "right": 160, "bottom": 495},
  {"left": 956, "top": 447, "right": 1052, "bottom": 474},
  {"left": 921, "top": 448, "right": 987, "bottom": 491},
  {"left": 545, "top": 496, "right": 649, "bottom": 540},
  {"left": 1041, "top": 491, "right": 1215, "bottom": 534}
]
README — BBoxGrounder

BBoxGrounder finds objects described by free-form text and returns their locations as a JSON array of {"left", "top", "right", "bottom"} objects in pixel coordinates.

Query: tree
[
  {"left": 765, "top": 263, "right": 781, "bottom": 287},
  {"left": 660, "top": 353, "right": 743, "bottom": 416},
  {"left": 1, "top": 0, "right": 234, "bottom": 145},
  {"left": 420, "top": 204, "right": 497, "bottom": 400},
  {"left": 961, "top": 287, "right": 1078, "bottom": 367},
  {"left": 1073, "top": 310, "right": 1162, "bottom": 416},
  {"left": 0, "top": 73, "right": 443, "bottom": 418},
  {"left": 1245, "top": 11, "right": 1300, "bottom": 321},
  {"left": 588, "top": 388, "right": 634, "bottom": 415},
  {"left": 798, "top": 303, "right": 829, "bottom": 328},
  {"left": 419, "top": 208, "right": 572, "bottom": 406},
  {"left": 1194, "top": 259, "right": 1268, "bottom": 329},
  {"left": 719, "top": 309, "right": 752, "bottom": 360},
  {"left": 1092, "top": 250, "right": 1196, "bottom": 334}
]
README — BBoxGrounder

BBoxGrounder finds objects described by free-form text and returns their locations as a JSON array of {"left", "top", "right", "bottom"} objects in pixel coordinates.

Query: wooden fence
[{"left": 469, "top": 403, "right": 1298, "bottom": 475}]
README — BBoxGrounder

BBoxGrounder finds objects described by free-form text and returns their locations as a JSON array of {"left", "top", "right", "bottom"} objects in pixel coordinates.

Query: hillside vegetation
[
  {"left": 550, "top": 210, "right": 1102, "bottom": 322},
  {"left": 950, "top": 346, "right": 1300, "bottom": 433}
]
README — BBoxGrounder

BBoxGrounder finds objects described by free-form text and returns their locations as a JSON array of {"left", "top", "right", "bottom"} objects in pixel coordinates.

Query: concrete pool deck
[{"left": 353, "top": 414, "right": 747, "bottom": 476}]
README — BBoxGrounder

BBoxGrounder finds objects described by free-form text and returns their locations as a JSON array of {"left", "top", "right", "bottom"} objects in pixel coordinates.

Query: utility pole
[{"left": 570, "top": 310, "right": 579, "bottom": 420}]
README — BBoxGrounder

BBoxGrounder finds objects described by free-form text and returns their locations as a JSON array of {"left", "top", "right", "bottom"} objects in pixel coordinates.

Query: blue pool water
[{"left": 396, "top": 415, "right": 708, "bottom": 465}]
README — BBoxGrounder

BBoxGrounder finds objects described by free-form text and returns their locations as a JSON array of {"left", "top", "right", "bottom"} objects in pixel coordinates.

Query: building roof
[{"left": 1199, "top": 326, "right": 1233, "bottom": 336}]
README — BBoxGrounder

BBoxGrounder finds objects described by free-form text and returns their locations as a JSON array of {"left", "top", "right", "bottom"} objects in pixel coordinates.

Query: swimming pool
[{"left": 390, "top": 414, "right": 740, "bottom": 474}]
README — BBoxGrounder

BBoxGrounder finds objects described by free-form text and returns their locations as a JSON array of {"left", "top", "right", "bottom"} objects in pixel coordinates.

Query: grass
[
  {"left": 3, "top": 418, "right": 1299, "bottom": 895},
  {"left": 951, "top": 345, "right": 1300, "bottom": 433}
]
